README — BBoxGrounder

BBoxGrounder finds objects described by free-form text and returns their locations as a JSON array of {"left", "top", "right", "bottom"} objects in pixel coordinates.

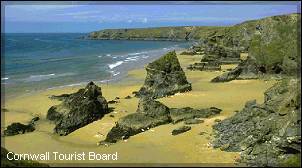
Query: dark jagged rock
[
  {"left": 46, "top": 81, "right": 109, "bottom": 136},
  {"left": 184, "top": 118, "right": 204, "bottom": 125},
  {"left": 108, "top": 100, "right": 119, "bottom": 104},
  {"left": 1, "top": 108, "right": 9, "bottom": 112},
  {"left": 124, "top": 95, "right": 132, "bottom": 99},
  {"left": 170, "top": 107, "right": 222, "bottom": 124},
  {"left": 104, "top": 97, "right": 221, "bottom": 143},
  {"left": 171, "top": 126, "right": 191, "bottom": 135},
  {"left": 199, "top": 131, "right": 208, "bottom": 135},
  {"left": 3, "top": 116, "right": 40, "bottom": 136},
  {"left": 4, "top": 123, "right": 35, "bottom": 136},
  {"left": 132, "top": 91, "right": 138, "bottom": 95},
  {"left": 29, "top": 117, "right": 40, "bottom": 125},
  {"left": 211, "top": 56, "right": 259, "bottom": 82},
  {"left": 104, "top": 98, "right": 171, "bottom": 143},
  {"left": 187, "top": 61, "right": 221, "bottom": 71},
  {"left": 202, "top": 43, "right": 242, "bottom": 63},
  {"left": 49, "top": 93, "right": 70, "bottom": 101},
  {"left": 1, "top": 147, "right": 49, "bottom": 167},
  {"left": 212, "top": 79, "right": 301, "bottom": 167},
  {"left": 135, "top": 51, "right": 192, "bottom": 98}
]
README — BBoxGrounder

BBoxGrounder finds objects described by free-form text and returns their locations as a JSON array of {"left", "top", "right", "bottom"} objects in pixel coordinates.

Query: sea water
[{"left": 2, "top": 33, "right": 191, "bottom": 97}]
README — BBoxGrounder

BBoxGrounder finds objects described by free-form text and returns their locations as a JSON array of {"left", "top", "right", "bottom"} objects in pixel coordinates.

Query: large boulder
[
  {"left": 135, "top": 51, "right": 192, "bottom": 98},
  {"left": 3, "top": 117, "right": 40, "bottom": 136},
  {"left": 212, "top": 79, "right": 301, "bottom": 167},
  {"left": 211, "top": 56, "right": 259, "bottom": 82},
  {"left": 3, "top": 123, "right": 35, "bottom": 136},
  {"left": 47, "top": 81, "right": 109, "bottom": 136}
]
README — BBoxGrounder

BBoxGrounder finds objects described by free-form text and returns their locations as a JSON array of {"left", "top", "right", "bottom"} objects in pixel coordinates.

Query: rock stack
[
  {"left": 135, "top": 51, "right": 192, "bottom": 98},
  {"left": 47, "top": 81, "right": 109, "bottom": 136}
]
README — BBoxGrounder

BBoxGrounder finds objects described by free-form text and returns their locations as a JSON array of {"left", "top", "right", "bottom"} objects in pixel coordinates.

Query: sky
[{"left": 2, "top": 1, "right": 301, "bottom": 33}]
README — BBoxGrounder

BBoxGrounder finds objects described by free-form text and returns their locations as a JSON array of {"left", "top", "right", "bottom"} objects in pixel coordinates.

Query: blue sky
[{"left": 2, "top": 1, "right": 300, "bottom": 33}]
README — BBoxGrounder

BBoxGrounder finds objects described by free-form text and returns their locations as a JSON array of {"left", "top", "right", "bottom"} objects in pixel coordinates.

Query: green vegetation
[
  {"left": 248, "top": 13, "right": 300, "bottom": 75},
  {"left": 87, "top": 13, "right": 300, "bottom": 76},
  {"left": 148, "top": 51, "right": 182, "bottom": 72},
  {"left": 279, "top": 154, "right": 301, "bottom": 167},
  {"left": 87, "top": 26, "right": 225, "bottom": 41}
]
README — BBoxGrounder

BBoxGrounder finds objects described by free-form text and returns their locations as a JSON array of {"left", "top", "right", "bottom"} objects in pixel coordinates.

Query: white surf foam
[
  {"left": 108, "top": 61, "right": 123, "bottom": 69},
  {"left": 128, "top": 51, "right": 147, "bottom": 56},
  {"left": 24, "top": 73, "right": 75, "bottom": 82},
  {"left": 1, "top": 77, "right": 9, "bottom": 80},
  {"left": 112, "top": 72, "right": 120, "bottom": 76},
  {"left": 125, "top": 56, "right": 140, "bottom": 61}
]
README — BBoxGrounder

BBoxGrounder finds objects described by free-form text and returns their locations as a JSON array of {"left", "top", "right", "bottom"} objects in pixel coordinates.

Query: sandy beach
[{"left": 2, "top": 52, "right": 277, "bottom": 166}]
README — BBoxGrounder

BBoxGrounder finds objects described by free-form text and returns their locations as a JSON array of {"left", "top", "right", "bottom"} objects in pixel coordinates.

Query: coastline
[
  {"left": 2, "top": 45, "right": 189, "bottom": 101},
  {"left": 2, "top": 51, "right": 278, "bottom": 164}
]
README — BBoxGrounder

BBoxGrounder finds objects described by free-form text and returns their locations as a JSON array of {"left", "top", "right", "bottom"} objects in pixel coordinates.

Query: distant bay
[{"left": 2, "top": 33, "right": 191, "bottom": 98}]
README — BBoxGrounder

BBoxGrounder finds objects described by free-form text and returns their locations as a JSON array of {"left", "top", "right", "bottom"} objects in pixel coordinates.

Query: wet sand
[{"left": 2, "top": 52, "right": 277, "bottom": 166}]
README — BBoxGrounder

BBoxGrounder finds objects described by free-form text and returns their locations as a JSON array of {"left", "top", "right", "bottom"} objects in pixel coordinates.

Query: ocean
[{"left": 2, "top": 33, "right": 191, "bottom": 97}]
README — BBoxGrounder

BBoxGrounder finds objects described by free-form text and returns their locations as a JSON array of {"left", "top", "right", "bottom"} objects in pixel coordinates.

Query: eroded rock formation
[
  {"left": 211, "top": 56, "right": 259, "bottom": 82},
  {"left": 47, "top": 81, "right": 109, "bottom": 136},
  {"left": 104, "top": 97, "right": 221, "bottom": 143},
  {"left": 135, "top": 51, "right": 192, "bottom": 98},
  {"left": 212, "top": 79, "right": 301, "bottom": 167}
]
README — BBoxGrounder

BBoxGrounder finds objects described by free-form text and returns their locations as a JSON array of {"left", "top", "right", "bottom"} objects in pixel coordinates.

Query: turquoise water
[{"left": 2, "top": 33, "right": 191, "bottom": 97}]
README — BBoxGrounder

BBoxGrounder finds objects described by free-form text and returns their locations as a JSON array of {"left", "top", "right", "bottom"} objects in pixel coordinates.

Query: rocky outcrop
[
  {"left": 212, "top": 79, "right": 301, "bottom": 167},
  {"left": 104, "top": 98, "right": 221, "bottom": 143},
  {"left": 1, "top": 147, "right": 49, "bottom": 167},
  {"left": 104, "top": 97, "right": 171, "bottom": 143},
  {"left": 171, "top": 126, "right": 191, "bottom": 135},
  {"left": 3, "top": 117, "right": 40, "bottom": 136},
  {"left": 135, "top": 51, "right": 192, "bottom": 98},
  {"left": 170, "top": 107, "right": 222, "bottom": 123},
  {"left": 184, "top": 118, "right": 204, "bottom": 125},
  {"left": 211, "top": 56, "right": 259, "bottom": 82},
  {"left": 47, "top": 81, "right": 109, "bottom": 136},
  {"left": 180, "top": 45, "right": 204, "bottom": 55},
  {"left": 187, "top": 61, "right": 221, "bottom": 71},
  {"left": 4, "top": 123, "right": 35, "bottom": 136},
  {"left": 204, "top": 13, "right": 300, "bottom": 77}
]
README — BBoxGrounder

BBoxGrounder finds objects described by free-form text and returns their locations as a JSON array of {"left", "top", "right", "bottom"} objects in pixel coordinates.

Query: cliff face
[
  {"left": 248, "top": 14, "right": 300, "bottom": 75},
  {"left": 201, "top": 14, "right": 300, "bottom": 59},
  {"left": 86, "top": 13, "right": 300, "bottom": 76},
  {"left": 201, "top": 13, "right": 300, "bottom": 78},
  {"left": 212, "top": 78, "right": 301, "bottom": 167}
]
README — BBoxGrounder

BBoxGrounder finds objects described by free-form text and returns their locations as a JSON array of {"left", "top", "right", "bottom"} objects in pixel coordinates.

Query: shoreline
[
  {"left": 2, "top": 48, "right": 187, "bottom": 101},
  {"left": 2, "top": 52, "right": 278, "bottom": 164}
]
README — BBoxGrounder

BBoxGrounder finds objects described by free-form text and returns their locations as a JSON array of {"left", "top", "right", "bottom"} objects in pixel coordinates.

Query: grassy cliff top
[{"left": 86, "top": 13, "right": 300, "bottom": 41}]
